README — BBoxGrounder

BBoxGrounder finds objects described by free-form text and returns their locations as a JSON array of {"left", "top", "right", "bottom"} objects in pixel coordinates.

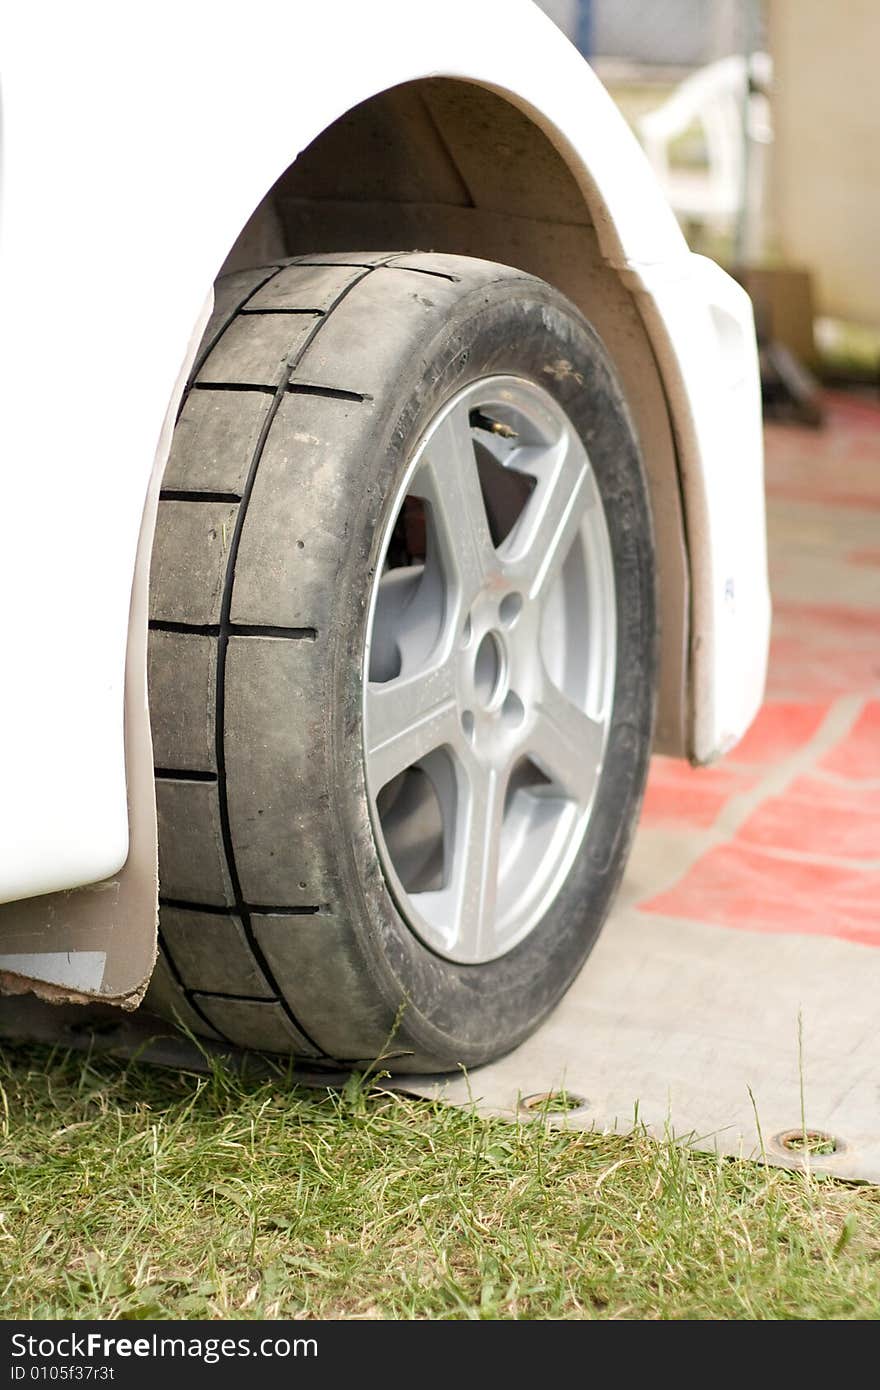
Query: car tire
[{"left": 145, "top": 251, "right": 656, "bottom": 1071}]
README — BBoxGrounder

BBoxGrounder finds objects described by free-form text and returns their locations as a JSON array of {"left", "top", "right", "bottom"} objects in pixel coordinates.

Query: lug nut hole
[
  {"left": 501, "top": 690, "right": 525, "bottom": 728},
  {"left": 474, "top": 631, "right": 505, "bottom": 708},
  {"left": 499, "top": 592, "right": 523, "bottom": 627}
]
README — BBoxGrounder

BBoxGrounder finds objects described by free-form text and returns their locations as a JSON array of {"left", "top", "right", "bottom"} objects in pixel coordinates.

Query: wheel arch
[{"left": 222, "top": 76, "right": 693, "bottom": 758}]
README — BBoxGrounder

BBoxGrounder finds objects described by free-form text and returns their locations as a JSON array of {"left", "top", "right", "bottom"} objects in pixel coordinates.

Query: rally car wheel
[{"left": 145, "top": 251, "right": 656, "bottom": 1071}]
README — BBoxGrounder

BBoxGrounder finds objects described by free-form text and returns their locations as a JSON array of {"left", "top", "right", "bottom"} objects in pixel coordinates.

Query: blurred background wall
[
  {"left": 769, "top": 0, "right": 880, "bottom": 329},
  {"left": 539, "top": 0, "right": 746, "bottom": 68}
]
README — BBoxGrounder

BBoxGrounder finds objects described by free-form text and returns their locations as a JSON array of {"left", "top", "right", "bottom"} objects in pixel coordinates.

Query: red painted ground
[
  {"left": 639, "top": 392, "right": 880, "bottom": 945},
  {"left": 762, "top": 393, "right": 880, "bottom": 510}
]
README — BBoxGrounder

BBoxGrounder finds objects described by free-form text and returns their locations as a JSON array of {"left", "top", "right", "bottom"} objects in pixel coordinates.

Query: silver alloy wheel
[{"left": 363, "top": 375, "right": 616, "bottom": 965}]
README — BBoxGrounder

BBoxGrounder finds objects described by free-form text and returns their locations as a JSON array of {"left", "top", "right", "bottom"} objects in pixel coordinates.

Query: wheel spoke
[
  {"left": 365, "top": 660, "right": 457, "bottom": 790},
  {"left": 528, "top": 677, "right": 604, "bottom": 804},
  {"left": 425, "top": 757, "right": 506, "bottom": 963},
  {"left": 413, "top": 403, "right": 495, "bottom": 606},
  {"left": 506, "top": 430, "right": 598, "bottom": 600}
]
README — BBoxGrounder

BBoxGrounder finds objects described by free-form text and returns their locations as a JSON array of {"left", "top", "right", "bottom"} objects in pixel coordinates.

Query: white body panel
[
  {"left": 0, "top": 0, "right": 769, "bottom": 905},
  {"left": 631, "top": 255, "right": 770, "bottom": 757}
]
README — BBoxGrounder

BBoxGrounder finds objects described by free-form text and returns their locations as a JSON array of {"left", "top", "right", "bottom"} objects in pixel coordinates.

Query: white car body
[{"left": 0, "top": 0, "right": 769, "bottom": 1001}]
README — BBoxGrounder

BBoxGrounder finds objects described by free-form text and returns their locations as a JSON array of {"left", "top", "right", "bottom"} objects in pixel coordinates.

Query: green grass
[{"left": 1, "top": 1045, "right": 879, "bottom": 1319}]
